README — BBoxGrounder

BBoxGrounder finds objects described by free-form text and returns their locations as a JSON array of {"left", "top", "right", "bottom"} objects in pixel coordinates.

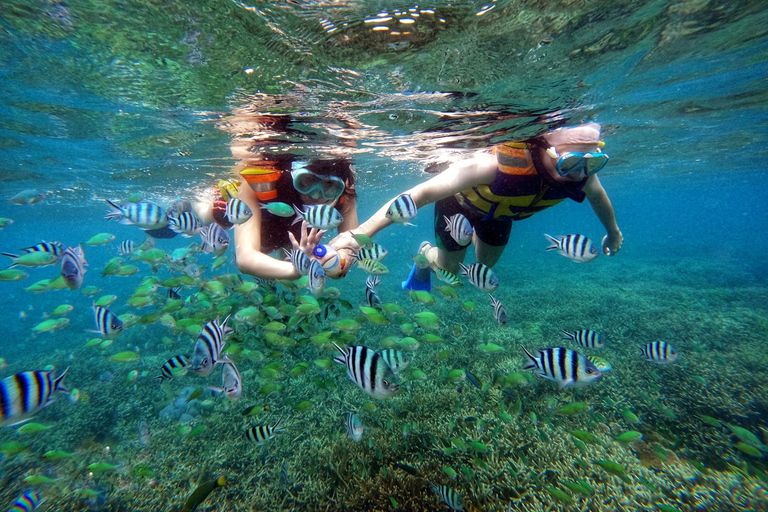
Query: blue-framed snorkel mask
[
  {"left": 546, "top": 144, "right": 610, "bottom": 179},
  {"left": 292, "top": 164, "right": 346, "bottom": 203},
  {"left": 313, "top": 244, "right": 340, "bottom": 271}
]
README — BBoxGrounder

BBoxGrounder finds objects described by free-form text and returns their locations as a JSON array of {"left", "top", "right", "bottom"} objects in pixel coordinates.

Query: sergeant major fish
[
  {"left": 444, "top": 213, "right": 473, "bottom": 247},
  {"left": 489, "top": 294, "right": 507, "bottom": 326},
  {"left": 562, "top": 329, "right": 604, "bottom": 348},
  {"left": 92, "top": 303, "right": 123, "bottom": 340},
  {"left": 459, "top": 262, "right": 499, "bottom": 293},
  {"left": 641, "top": 341, "right": 678, "bottom": 364},
  {"left": 292, "top": 204, "right": 343, "bottom": 230},
  {"left": 191, "top": 317, "right": 232, "bottom": 377},
  {"left": 333, "top": 344, "right": 399, "bottom": 399},
  {"left": 345, "top": 412, "right": 363, "bottom": 442},
  {"left": 168, "top": 212, "right": 202, "bottom": 237},
  {"left": 307, "top": 259, "right": 326, "bottom": 297},
  {"left": 105, "top": 199, "right": 168, "bottom": 230},
  {"left": 379, "top": 348, "right": 410, "bottom": 374},
  {"left": 7, "top": 492, "right": 44, "bottom": 512},
  {"left": 60, "top": 246, "right": 87, "bottom": 290},
  {"left": 155, "top": 354, "right": 190, "bottom": 382},
  {"left": 0, "top": 368, "right": 69, "bottom": 427},
  {"left": 544, "top": 233, "right": 598, "bottom": 263},
  {"left": 245, "top": 417, "right": 284, "bottom": 444},
  {"left": 385, "top": 193, "right": 417, "bottom": 225},
  {"left": 522, "top": 347, "right": 602, "bottom": 390},
  {"left": 200, "top": 223, "right": 230, "bottom": 256},
  {"left": 225, "top": 198, "right": 253, "bottom": 225},
  {"left": 210, "top": 361, "right": 242, "bottom": 402}
]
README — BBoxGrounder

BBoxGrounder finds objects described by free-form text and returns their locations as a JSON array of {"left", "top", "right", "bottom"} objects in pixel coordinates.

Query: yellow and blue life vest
[{"left": 456, "top": 142, "right": 587, "bottom": 220}]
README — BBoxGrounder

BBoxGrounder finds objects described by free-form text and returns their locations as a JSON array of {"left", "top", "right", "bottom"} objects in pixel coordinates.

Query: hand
[
  {"left": 288, "top": 221, "right": 326, "bottom": 258},
  {"left": 602, "top": 231, "right": 623, "bottom": 256},
  {"left": 328, "top": 230, "right": 362, "bottom": 256}
]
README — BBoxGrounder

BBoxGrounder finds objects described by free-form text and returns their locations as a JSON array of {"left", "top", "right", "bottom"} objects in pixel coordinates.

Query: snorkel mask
[
  {"left": 546, "top": 144, "right": 609, "bottom": 178},
  {"left": 292, "top": 165, "right": 346, "bottom": 202}
]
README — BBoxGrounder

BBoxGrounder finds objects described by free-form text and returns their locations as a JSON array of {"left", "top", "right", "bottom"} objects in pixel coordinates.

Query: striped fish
[
  {"left": 210, "top": 361, "right": 242, "bottom": 402},
  {"left": 385, "top": 193, "right": 417, "bottom": 225},
  {"left": 199, "top": 223, "right": 230, "bottom": 256},
  {"left": 0, "top": 368, "right": 69, "bottom": 427},
  {"left": 641, "top": 341, "right": 678, "bottom": 364},
  {"left": 155, "top": 355, "right": 190, "bottom": 382},
  {"left": 357, "top": 258, "right": 389, "bottom": 275},
  {"left": 118, "top": 240, "right": 136, "bottom": 255},
  {"left": 435, "top": 268, "right": 462, "bottom": 287},
  {"left": 8, "top": 492, "right": 43, "bottom": 512},
  {"left": 489, "top": 295, "right": 507, "bottom": 326},
  {"left": 60, "top": 246, "right": 87, "bottom": 290},
  {"left": 444, "top": 213, "right": 473, "bottom": 247},
  {"left": 333, "top": 344, "right": 399, "bottom": 399},
  {"left": 167, "top": 287, "right": 181, "bottom": 300},
  {"left": 225, "top": 198, "right": 253, "bottom": 225},
  {"left": 345, "top": 412, "right": 363, "bottom": 442},
  {"left": 432, "top": 484, "right": 465, "bottom": 511},
  {"left": 105, "top": 200, "right": 168, "bottom": 230},
  {"left": 459, "top": 262, "right": 499, "bottom": 292},
  {"left": 284, "top": 248, "right": 311, "bottom": 276},
  {"left": 544, "top": 233, "right": 598, "bottom": 263},
  {"left": 245, "top": 417, "right": 284, "bottom": 444},
  {"left": 379, "top": 348, "right": 410, "bottom": 374},
  {"left": 20, "top": 241, "right": 64, "bottom": 258},
  {"left": 587, "top": 355, "right": 613, "bottom": 372},
  {"left": 522, "top": 347, "right": 602, "bottom": 390},
  {"left": 168, "top": 212, "right": 202, "bottom": 237},
  {"left": 92, "top": 303, "right": 123, "bottom": 340},
  {"left": 191, "top": 316, "right": 232, "bottom": 377},
  {"left": 307, "top": 259, "right": 326, "bottom": 297},
  {"left": 365, "top": 275, "right": 380, "bottom": 291},
  {"left": 364, "top": 286, "right": 381, "bottom": 307},
  {"left": 357, "top": 243, "right": 388, "bottom": 262},
  {"left": 292, "top": 204, "right": 343, "bottom": 230},
  {"left": 562, "top": 329, "right": 604, "bottom": 348}
]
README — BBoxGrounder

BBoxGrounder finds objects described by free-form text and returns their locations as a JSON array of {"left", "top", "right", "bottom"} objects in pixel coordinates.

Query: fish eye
[
  {"left": 202, "top": 358, "right": 208, "bottom": 365},
  {"left": 383, "top": 380, "right": 389, "bottom": 387},
  {"left": 586, "top": 368, "right": 595, "bottom": 374}
]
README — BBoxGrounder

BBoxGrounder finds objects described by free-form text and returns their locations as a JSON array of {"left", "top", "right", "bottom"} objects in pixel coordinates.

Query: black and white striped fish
[
  {"left": 118, "top": 240, "right": 136, "bottom": 255},
  {"left": 522, "top": 347, "right": 602, "bottom": 390},
  {"left": 333, "top": 344, "right": 399, "bottom": 399},
  {"left": 167, "top": 287, "right": 181, "bottom": 300},
  {"left": 489, "top": 294, "right": 507, "bottom": 326},
  {"left": 210, "top": 361, "right": 242, "bottom": 402},
  {"left": 168, "top": 212, "right": 202, "bottom": 237},
  {"left": 345, "top": 412, "right": 363, "bottom": 442},
  {"left": 245, "top": 417, "right": 284, "bottom": 444},
  {"left": 357, "top": 243, "right": 388, "bottom": 262},
  {"left": 444, "top": 213, "right": 473, "bottom": 247},
  {"left": 641, "top": 341, "right": 678, "bottom": 364},
  {"left": 105, "top": 200, "right": 168, "bottom": 230},
  {"left": 459, "top": 262, "right": 499, "bottom": 293},
  {"left": 562, "top": 329, "right": 604, "bottom": 348},
  {"left": 379, "top": 348, "right": 410, "bottom": 374},
  {"left": 91, "top": 303, "right": 123, "bottom": 340},
  {"left": 385, "top": 193, "right": 417, "bottom": 225},
  {"left": 307, "top": 259, "right": 326, "bottom": 297},
  {"left": 292, "top": 204, "right": 343, "bottom": 230},
  {"left": 199, "top": 223, "right": 230, "bottom": 256},
  {"left": 0, "top": 368, "right": 69, "bottom": 427},
  {"left": 284, "top": 248, "right": 311, "bottom": 276},
  {"left": 431, "top": 484, "right": 465, "bottom": 511},
  {"left": 225, "top": 198, "right": 252, "bottom": 225},
  {"left": 155, "top": 355, "right": 190, "bottom": 382},
  {"left": 364, "top": 275, "right": 381, "bottom": 307},
  {"left": 191, "top": 316, "right": 232, "bottom": 377},
  {"left": 20, "top": 241, "right": 64, "bottom": 258},
  {"left": 60, "top": 246, "right": 87, "bottom": 290},
  {"left": 365, "top": 275, "right": 381, "bottom": 291},
  {"left": 544, "top": 233, "right": 599, "bottom": 263}
]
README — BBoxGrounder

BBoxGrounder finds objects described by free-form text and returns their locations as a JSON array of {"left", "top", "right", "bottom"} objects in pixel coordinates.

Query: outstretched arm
[
  {"left": 583, "top": 174, "right": 623, "bottom": 256},
  {"left": 330, "top": 152, "right": 497, "bottom": 254},
  {"left": 234, "top": 185, "right": 301, "bottom": 280}
]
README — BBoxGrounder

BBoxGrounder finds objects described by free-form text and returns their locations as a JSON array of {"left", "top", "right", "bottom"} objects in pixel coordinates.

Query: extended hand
[
  {"left": 288, "top": 221, "right": 326, "bottom": 257},
  {"left": 602, "top": 231, "right": 623, "bottom": 256}
]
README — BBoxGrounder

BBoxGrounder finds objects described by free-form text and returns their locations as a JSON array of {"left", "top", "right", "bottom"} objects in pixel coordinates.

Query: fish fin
[
  {"left": 561, "top": 330, "right": 574, "bottom": 340},
  {"left": 521, "top": 347, "right": 537, "bottom": 370},
  {"left": 54, "top": 367, "right": 70, "bottom": 394},
  {"left": 559, "top": 379, "right": 574, "bottom": 390},
  {"left": 543, "top": 233, "right": 560, "bottom": 250},
  {"left": 404, "top": 222, "right": 417, "bottom": 227},
  {"left": 291, "top": 204, "right": 304, "bottom": 226}
]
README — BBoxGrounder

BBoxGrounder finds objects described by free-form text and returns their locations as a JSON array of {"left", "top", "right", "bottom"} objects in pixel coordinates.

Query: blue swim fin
[{"left": 402, "top": 263, "right": 431, "bottom": 292}]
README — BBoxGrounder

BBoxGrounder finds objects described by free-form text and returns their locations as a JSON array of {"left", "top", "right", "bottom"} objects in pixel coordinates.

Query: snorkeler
[{"left": 329, "top": 123, "right": 623, "bottom": 290}]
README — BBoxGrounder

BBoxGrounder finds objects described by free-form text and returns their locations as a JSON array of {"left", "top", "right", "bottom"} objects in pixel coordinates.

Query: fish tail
[
  {"left": 54, "top": 367, "right": 70, "bottom": 394},
  {"left": 543, "top": 234, "right": 559, "bottom": 250},
  {"left": 104, "top": 199, "right": 124, "bottom": 221},
  {"left": 291, "top": 204, "right": 303, "bottom": 226},
  {"left": 561, "top": 330, "right": 574, "bottom": 340},
  {"left": 332, "top": 343, "right": 347, "bottom": 365},
  {"left": 521, "top": 347, "right": 537, "bottom": 371},
  {"left": 154, "top": 375, "right": 167, "bottom": 383}
]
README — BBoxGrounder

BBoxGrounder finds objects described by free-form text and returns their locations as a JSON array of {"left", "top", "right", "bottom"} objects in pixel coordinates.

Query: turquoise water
[{"left": 1, "top": 1, "right": 768, "bottom": 510}]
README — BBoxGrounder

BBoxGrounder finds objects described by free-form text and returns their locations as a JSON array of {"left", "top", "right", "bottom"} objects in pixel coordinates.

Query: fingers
[{"left": 288, "top": 231, "right": 300, "bottom": 250}]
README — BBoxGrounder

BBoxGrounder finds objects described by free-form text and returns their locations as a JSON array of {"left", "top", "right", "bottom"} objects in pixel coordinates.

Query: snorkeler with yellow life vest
[{"left": 329, "top": 122, "right": 623, "bottom": 291}]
